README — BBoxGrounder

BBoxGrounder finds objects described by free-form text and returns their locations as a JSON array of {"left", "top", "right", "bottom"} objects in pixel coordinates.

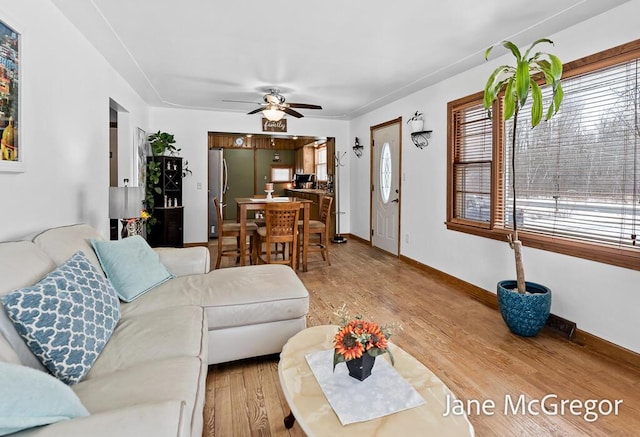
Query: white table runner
[{"left": 305, "top": 349, "right": 425, "bottom": 425}]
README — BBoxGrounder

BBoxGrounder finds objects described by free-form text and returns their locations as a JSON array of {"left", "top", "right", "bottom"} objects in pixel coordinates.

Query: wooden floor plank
[{"left": 205, "top": 238, "right": 639, "bottom": 436}]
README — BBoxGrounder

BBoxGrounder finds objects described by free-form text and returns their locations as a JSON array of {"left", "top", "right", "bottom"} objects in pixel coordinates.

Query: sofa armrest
[
  {"left": 15, "top": 401, "right": 188, "bottom": 437},
  {"left": 155, "top": 246, "right": 211, "bottom": 276}
]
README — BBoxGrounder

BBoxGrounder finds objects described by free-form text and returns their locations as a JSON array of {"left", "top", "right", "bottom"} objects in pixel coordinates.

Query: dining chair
[
  {"left": 213, "top": 197, "right": 257, "bottom": 269},
  {"left": 256, "top": 202, "right": 301, "bottom": 269},
  {"left": 298, "top": 195, "right": 333, "bottom": 267}
]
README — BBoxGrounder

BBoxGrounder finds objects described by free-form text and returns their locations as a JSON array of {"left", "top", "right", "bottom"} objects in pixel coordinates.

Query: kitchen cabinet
[{"left": 295, "top": 147, "right": 315, "bottom": 174}]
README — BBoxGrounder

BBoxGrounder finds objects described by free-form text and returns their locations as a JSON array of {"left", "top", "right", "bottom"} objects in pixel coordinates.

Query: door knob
[{"left": 391, "top": 198, "right": 399, "bottom": 203}]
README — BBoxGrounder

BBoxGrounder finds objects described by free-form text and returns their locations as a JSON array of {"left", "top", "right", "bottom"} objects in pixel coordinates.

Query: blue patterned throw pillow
[{"left": 1, "top": 251, "right": 121, "bottom": 385}]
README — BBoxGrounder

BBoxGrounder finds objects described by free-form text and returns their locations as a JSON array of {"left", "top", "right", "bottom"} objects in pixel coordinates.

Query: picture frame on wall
[
  {"left": 0, "top": 16, "right": 22, "bottom": 173},
  {"left": 133, "top": 127, "right": 149, "bottom": 187}
]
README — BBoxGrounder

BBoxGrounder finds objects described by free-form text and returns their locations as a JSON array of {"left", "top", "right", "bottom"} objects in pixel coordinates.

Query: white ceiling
[{"left": 53, "top": 0, "right": 628, "bottom": 120}]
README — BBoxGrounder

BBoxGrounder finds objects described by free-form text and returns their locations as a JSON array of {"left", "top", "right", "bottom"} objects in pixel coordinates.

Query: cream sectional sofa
[{"left": 0, "top": 224, "right": 309, "bottom": 436}]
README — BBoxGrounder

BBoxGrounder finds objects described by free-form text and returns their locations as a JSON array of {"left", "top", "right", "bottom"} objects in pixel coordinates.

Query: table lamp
[{"left": 109, "top": 179, "right": 145, "bottom": 239}]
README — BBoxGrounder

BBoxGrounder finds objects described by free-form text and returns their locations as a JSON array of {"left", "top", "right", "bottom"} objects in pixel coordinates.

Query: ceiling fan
[{"left": 224, "top": 88, "right": 322, "bottom": 120}]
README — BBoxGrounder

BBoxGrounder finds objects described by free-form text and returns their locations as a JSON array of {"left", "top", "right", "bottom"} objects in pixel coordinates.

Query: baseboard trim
[
  {"left": 345, "top": 233, "right": 369, "bottom": 245},
  {"left": 398, "top": 254, "right": 640, "bottom": 369},
  {"left": 185, "top": 242, "right": 208, "bottom": 248}
]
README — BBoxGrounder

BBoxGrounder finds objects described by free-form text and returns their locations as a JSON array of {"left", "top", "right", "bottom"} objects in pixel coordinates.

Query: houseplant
[
  {"left": 483, "top": 39, "right": 564, "bottom": 336},
  {"left": 332, "top": 305, "right": 401, "bottom": 380},
  {"left": 407, "top": 111, "right": 424, "bottom": 132},
  {"left": 148, "top": 130, "right": 180, "bottom": 156}
]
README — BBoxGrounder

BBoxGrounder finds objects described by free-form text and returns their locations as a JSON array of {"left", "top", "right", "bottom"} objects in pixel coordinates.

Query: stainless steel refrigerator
[{"left": 208, "top": 149, "right": 227, "bottom": 238}]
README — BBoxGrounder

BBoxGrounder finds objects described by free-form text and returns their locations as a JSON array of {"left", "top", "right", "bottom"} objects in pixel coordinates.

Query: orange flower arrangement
[{"left": 332, "top": 304, "right": 401, "bottom": 370}]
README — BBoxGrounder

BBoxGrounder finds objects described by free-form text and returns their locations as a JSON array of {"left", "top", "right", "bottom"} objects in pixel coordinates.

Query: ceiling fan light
[{"left": 263, "top": 108, "right": 285, "bottom": 121}]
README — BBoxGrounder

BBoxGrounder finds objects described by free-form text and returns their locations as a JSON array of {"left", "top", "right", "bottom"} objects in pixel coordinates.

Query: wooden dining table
[{"left": 235, "top": 197, "right": 312, "bottom": 272}]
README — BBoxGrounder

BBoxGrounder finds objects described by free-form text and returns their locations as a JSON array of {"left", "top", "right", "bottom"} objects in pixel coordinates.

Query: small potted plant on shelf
[
  {"left": 332, "top": 304, "right": 402, "bottom": 381},
  {"left": 148, "top": 131, "right": 180, "bottom": 156},
  {"left": 483, "top": 38, "right": 564, "bottom": 336},
  {"left": 407, "top": 111, "right": 424, "bottom": 132}
]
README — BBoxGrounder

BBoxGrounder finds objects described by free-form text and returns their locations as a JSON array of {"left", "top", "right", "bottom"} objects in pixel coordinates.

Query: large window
[
  {"left": 447, "top": 40, "right": 640, "bottom": 270},
  {"left": 315, "top": 146, "right": 327, "bottom": 181}
]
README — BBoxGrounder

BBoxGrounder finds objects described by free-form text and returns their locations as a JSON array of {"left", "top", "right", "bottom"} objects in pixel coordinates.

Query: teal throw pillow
[
  {"left": 0, "top": 362, "right": 89, "bottom": 435},
  {"left": 1, "top": 251, "right": 121, "bottom": 385},
  {"left": 90, "top": 235, "right": 175, "bottom": 302}
]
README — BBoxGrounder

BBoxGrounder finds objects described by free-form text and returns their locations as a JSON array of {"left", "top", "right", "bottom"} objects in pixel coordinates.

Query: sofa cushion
[
  {"left": 0, "top": 362, "right": 89, "bottom": 435},
  {"left": 0, "top": 334, "right": 21, "bottom": 365},
  {"left": 0, "top": 241, "right": 54, "bottom": 371},
  {"left": 118, "top": 276, "right": 203, "bottom": 318},
  {"left": 119, "top": 265, "right": 308, "bottom": 329},
  {"left": 1, "top": 251, "right": 121, "bottom": 385},
  {"left": 33, "top": 224, "right": 105, "bottom": 276},
  {"left": 201, "top": 264, "right": 309, "bottom": 329},
  {"left": 13, "top": 402, "right": 188, "bottom": 437},
  {"left": 72, "top": 357, "right": 204, "bottom": 437},
  {"left": 87, "top": 306, "right": 206, "bottom": 378},
  {"left": 90, "top": 236, "right": 175, "bottom": 302}
]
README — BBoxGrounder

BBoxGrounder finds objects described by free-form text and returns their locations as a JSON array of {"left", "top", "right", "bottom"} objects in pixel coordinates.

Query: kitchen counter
[
  {"left": 286, "top": 189, "right": 336, "bottom": 239},
  {"left": 287, "top": 188, "right": 333, "bottom": 196}
]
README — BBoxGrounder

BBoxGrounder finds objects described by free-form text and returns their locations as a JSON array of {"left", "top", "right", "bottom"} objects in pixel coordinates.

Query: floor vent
[{"left": 546, "top": 314, "right": 577, "bottom": 340}]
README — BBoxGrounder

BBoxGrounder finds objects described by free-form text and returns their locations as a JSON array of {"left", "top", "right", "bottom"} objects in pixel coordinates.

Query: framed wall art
[
  {"left": 0, "top": 16, "right": 21, "bottom": 173},
  {"left": 133, "top": 127, "right": 149, "bottom": 187}
]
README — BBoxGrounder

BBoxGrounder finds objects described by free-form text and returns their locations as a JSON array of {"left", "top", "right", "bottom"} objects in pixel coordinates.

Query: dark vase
[
  {"left": 497, "top": 280, "right": 552, "bottom": 337},
  {"left": 345, "top": 352, "right": 376, "bottom": 381}
]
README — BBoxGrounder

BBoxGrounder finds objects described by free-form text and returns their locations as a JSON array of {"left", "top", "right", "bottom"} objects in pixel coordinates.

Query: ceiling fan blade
[
  {"left": 287, "top": 103, "right": 322, "bottom": 110},
  {"left": 281, "top": 106, "right": 304, "bottom": 118},
  {"left": 223, "top": 99, "right": 262, "bottom": 104},
  {"left": 247, "top": 107, "right": 267, "bottom": 115}
]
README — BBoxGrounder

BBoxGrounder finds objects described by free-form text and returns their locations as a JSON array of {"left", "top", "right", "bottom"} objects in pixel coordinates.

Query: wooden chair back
[
  {"left": 264, "top": 202, "right": 301, "bottom": 242},
  {"left": 214, "top": 197, "right": 224, "bottom": 230},
  {"left": 259, "top": 202, "right": 301, "bottom": 268},
  {"left": 318, "top": 196, "right": 333, "bottom": 227}
]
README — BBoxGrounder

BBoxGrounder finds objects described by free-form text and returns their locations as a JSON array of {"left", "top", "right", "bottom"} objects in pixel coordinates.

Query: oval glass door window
[{"left": 379, "top": 142, "right": 392, "bottom": 203}]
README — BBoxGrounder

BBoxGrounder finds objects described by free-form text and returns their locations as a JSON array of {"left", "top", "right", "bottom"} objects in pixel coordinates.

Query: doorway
[
  {"left": 370, "top": 118, "right": 402, "bottom": 255},
  {"left": 207, "top": 133, "right": 336, "bottom": 240}
]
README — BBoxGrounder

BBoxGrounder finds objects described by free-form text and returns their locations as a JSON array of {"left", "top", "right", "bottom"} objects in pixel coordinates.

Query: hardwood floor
[{"left": 203, "top": 238, "right": 639, "bottom": 436}]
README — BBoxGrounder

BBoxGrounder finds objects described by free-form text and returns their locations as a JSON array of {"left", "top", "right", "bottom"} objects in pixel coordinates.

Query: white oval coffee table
[{"left": 278, "top": 325, "right": 475, "bottom": 436}]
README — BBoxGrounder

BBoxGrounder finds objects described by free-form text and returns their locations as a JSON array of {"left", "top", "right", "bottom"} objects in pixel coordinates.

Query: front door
[{"left": 371, "top": 118, "right": 401, "bottom": 255}]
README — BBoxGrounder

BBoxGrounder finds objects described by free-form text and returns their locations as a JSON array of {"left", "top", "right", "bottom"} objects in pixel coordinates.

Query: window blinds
[
  {"left": 453, "top": 103, "right": 493, "bottom": 223},
  {"left": 505, "top": 60, "right": 639, "bottom": 249}
]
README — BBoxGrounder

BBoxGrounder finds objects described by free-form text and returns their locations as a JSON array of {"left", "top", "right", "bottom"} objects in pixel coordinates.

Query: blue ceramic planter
[{"left": 497, "top": 280, "right": 551, "bottom": 337}]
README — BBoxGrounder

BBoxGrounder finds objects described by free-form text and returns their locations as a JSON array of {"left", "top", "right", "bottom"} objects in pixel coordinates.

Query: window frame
[
  {"left": 446, "top": 39, "right": 640, "bottom": 271},
  {"left": 270, "top": 165, "right": 294, "bottom": 183},
  {"left": 315, "top": 146, "right": 328, "bottom": 182}
]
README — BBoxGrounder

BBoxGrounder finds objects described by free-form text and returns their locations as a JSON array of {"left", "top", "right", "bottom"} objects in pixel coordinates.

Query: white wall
[
  {"left": 148, "top": 108, "right": 349, "bottom": 244},
  {"left": 349, "top": 1, "right": 640, "bottom": 353},
  {"left": 0, "top": 1, "right": 149, "bottom": 241}
]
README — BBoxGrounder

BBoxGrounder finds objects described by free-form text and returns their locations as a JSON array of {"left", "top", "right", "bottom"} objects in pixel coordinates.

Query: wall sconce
[
  {"left": 410, "top": 130, "right": 432, "bottom": 149},
  {"left": 353, "top": 137, "right": 363, "bottom": 157}
]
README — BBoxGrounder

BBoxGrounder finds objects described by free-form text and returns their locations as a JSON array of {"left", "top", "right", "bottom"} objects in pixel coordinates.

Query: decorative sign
[{"left": 262, "top": 118, "right": 287, "bottom": 133}]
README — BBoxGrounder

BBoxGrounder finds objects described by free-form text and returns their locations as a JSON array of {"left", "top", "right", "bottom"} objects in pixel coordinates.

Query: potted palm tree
[{"left": 483, "top": 39, "right": 564, "bottom": 336}]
